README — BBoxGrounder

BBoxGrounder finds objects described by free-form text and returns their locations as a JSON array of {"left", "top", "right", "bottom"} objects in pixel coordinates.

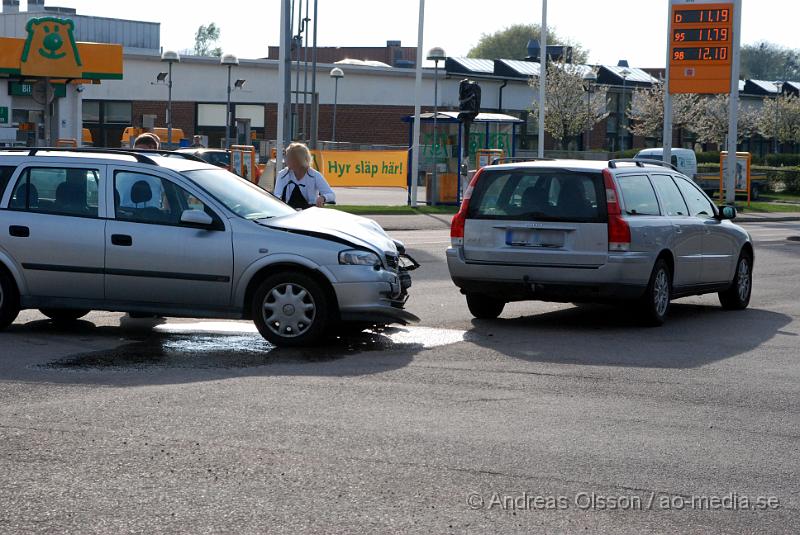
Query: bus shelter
[{"left": 403, "top": 111, "right": 522, "bottom": 205}]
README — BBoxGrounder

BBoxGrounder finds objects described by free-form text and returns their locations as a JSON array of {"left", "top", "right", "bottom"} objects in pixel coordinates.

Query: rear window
[
  {"left": 617, "top": 174, "right": 660, "bottom": 216},
  {"left": 468, "top": 169, "right": 606, "bottom": 223}
]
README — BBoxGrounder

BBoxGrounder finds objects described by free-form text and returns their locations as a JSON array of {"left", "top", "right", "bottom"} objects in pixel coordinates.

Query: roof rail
[
  {"left": 128, "top": 149, "right": 208, "bottom": 164},
  {"left": 608, "top": 158, "right": 679, "bottom": 172},
  {"left": 490, "top": 156, "right": 556, "bottom": 165},
  {"left": 9, "top": 147, "right": 160, "bottom": 165}
]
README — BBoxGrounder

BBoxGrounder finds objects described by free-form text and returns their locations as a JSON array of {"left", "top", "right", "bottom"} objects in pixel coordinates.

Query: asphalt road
[{"left": 1, "top": 222, "right": 799, "bottom": 534}]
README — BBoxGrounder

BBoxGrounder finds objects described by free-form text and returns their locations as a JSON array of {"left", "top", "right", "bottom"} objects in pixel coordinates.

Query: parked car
[
  {"left": 0, "top": 148, "right": 418, "bottom": 346},
  {"left": 447, "top": 158, "right": 753, "bottom": 325}
]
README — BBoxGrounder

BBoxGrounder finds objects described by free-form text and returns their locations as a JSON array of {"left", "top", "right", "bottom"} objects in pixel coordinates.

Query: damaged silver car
[{"left": 0, "top": 148, "right": 419, "bottom": 346}]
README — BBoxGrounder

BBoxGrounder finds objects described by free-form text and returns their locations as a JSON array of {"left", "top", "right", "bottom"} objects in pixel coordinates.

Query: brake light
[
  {"left": 450, "top": 169, "right": 484, "bottom": 246},
  {"left": 603, "top": 169, "right": 630, "bottom": 252}
]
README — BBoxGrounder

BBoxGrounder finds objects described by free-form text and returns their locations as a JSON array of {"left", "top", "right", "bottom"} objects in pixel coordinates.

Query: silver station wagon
[
  {"left": 447, "top": 159, "right": 754, "bottom": 325},
  {"left": 0, "top": 148, "right": 418, "bottom": 346}
]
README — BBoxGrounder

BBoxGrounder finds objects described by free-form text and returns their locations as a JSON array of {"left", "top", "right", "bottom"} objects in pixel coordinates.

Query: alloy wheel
[
  {"left": 737, "top": 258, "right": 751, "bottom": 302},
  {"left": 653, "top": 269, "right": 670, "bottom": 317},
  {"left": 261, "top": 282, "right": 316, "bottom": 338}
]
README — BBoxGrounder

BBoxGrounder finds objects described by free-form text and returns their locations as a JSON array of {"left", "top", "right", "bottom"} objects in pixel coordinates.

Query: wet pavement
[{"left": 37, "top": 320, "right": 467, "bottom": 371}]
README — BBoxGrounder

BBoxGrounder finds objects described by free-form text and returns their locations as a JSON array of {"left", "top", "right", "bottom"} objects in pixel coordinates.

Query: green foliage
[
  {"left": 696, "top": 151, "right": 721, "bottom": 164},
  {"left": 740, "top": 41, "right": 800, "bottom": 81},
  {"left": 767, "top": 168, "right": 800, "bottom": 194},
  {"left": 766, "top": 153, "right": 800, "bottom": 167},
  {"left": 467, "top": 24, "right": 588, "bottom": 63},
  {"left": 194, "top": 23, "right": 222, "bottom": 57}
]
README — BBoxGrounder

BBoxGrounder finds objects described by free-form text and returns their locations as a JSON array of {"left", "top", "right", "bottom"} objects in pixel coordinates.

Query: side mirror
[
  {"left": 180, "top": 209, "right": 214, "bottom": 227},
  {"left": 718, "top": 205, "right": 737, "bottom": 220}
]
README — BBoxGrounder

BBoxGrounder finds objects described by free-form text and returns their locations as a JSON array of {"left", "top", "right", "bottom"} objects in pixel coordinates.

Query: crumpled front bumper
[{"left": 329, "top": 253, "right": 420, "bottom": 325}]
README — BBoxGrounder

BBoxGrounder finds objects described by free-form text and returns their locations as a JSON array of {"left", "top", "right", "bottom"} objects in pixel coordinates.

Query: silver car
[
  {"left": 0, "top": 148, "right": 418, "bottom": 346},
  {"left": 447, "top": 159, "right": 753, "bottom": 325}
]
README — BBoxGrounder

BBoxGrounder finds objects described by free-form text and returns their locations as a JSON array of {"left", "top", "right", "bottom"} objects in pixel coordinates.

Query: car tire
[
  {"left": 0, "top": 269, "right": 20, "bottom": 331},
  {"left": 639, "top": 259, "right": 671, "bottom": 326},
  {"left": 252, "top": 272, "right": 330, "bottom": 347},
  {"left": 466, "top": 293, "right": 505, "bottom": 319},
  {"left": 39, "top": 308, "right": 90, "bottom": 322},
  {"left": 719, "top": 251, "right": 752, "bottom": 310}
]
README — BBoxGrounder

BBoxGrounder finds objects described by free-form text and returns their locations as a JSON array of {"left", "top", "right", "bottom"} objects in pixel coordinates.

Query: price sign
[{"left": 669, "top": 2, "right": 734, "bottom": 94}]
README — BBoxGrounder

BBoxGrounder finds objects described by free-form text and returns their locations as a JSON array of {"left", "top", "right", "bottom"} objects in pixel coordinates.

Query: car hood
[{"left": 260, "top": 207, "right": 397, "bottom": 255}]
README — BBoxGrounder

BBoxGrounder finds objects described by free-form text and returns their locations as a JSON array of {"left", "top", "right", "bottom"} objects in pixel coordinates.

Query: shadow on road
[
  {"left": 466, "top": 302, "right": 793, "bottom": 369},
  {"left": 2, "top": 318, "right": 429, "bottom": 385}
]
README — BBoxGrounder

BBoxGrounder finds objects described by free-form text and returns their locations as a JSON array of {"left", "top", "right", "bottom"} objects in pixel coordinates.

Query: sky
[{"left": 18, "top": 0, "right": 798, "bottom": 67}]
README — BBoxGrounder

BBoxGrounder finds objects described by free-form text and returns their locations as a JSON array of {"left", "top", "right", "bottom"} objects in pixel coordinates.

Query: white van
[{"left": 635, "top": 148, "right": 697, "bottom": 179}]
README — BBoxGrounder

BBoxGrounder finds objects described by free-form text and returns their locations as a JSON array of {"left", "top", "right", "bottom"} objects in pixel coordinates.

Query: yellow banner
[{"left": 311, "top": 150, "right": 407, "bottom": 187}]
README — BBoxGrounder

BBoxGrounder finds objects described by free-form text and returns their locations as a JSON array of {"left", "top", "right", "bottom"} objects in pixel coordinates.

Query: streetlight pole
[
  {"left": 161, "top": 50, "right": 180, "bottom": 149},
  {"left": 330, "top": 67, "right": 343, "bottom": 143},
  {"left": 582, "top": 70, "right": 597, "bottom": 152},
  {"left": 221, "top": 54, "right": 239, "bottom": 149},
  {"left": 427, "top": 47, "right": 446, "bottom": 200},
  {"left": 618, "top": 68, "right": 630, "bottom": 152}
]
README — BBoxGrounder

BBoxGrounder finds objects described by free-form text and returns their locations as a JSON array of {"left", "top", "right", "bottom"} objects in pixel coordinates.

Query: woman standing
[{"left": 274, "top": 142, "right": 335, "bottom": 209}]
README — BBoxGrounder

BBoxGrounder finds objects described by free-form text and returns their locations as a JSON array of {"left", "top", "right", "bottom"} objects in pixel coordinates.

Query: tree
[
  {"left": 686, "top": 95, "right": 759, "bottom": 148},
  {"left": 528, "top": 62, "right": 608, "bottom": 149},
  {"left": 467, "top": 24, "right": 588, "bottom": 64},
  {"left": 758, "top": 95, "right": 800, "bottom": 146},
  {"left": 193, "top": 23, "right": 222, "bottom": 57},
  {"left": 627, "top": 83, "right": 698, "bottom": 142},
  {"left": 740, "top": 41, "right": 800, "bottom": 81}
]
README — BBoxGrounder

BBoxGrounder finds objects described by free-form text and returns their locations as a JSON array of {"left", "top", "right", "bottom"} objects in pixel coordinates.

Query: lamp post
[
  {"left": 773, "top": 81, "right": 782, "bottom": 154},
  {"left": 426, "top": 46, "right": 446, "bottom": 197},
  {"left": 582, "top": 70, "right": 597, "bottom": 151},
  {"left": 330, "top": 67, "right": 344, "bottom": 143},
  {"left": 618, "top": 68, "right": 630, "bottom": 152},
  {"left": 221, "top": 53, "right": 239, "bottom": 149},
  {"left": 160, "top": 50, "right": 180, "bottom": 149}
]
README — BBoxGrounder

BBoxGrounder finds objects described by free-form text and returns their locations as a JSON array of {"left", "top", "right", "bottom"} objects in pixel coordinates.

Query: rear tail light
[
  {"left": 450, "top": 169, "right": 483, "bottom": 246},
  {"left": 603, "top": 169, "right": 631, "bottom": 252}
]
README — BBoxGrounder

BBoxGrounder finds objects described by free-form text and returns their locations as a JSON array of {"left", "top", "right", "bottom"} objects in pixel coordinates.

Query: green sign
[
  {"left": 0, "top": 106, "right": 7, "bottom": 124},
  {"left": 8, "top": 81, "right": 66, "bottom": 98}
]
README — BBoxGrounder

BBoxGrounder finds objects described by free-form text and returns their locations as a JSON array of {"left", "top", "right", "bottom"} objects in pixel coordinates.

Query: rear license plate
[{"left": 505, "top": 229, "right": 565, "bottom": 248}]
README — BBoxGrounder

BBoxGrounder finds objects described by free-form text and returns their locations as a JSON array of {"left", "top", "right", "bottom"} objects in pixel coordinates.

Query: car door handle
[
  {"left": 9, "top": 225, "right": 30, "bottom": 238},
  {"left": 673, "top": 226, "right": 683, "bottom": 234},
  {"left": 111, "top": 234, "right": 133, "bottom": 246}
]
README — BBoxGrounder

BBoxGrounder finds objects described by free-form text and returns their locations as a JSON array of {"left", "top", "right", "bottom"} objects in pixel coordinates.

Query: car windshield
[{"left": 184, "top": 168, "right": 295, "bottom": 220}]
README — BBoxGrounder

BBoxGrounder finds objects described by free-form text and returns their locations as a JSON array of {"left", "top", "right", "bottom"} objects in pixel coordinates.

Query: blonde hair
[
  {"left": 285, "top": 142, "right": 313, "bottom": 168},
  {"left": 133, "top": 132, "right": 161, "bottom": 150}
]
